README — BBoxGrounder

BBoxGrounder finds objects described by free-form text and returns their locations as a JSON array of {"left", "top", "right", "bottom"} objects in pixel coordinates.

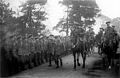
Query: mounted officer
[
  {"left": 104, "top": 21, "right": 114, "bottom": 41},
  {"left": 103, "top": 21, "right": 119, "bottom": 69}
]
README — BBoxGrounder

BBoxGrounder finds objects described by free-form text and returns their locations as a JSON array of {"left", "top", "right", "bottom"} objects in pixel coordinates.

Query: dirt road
[{"left": 10, "top": 53, "right": 119, "bottom": 78}]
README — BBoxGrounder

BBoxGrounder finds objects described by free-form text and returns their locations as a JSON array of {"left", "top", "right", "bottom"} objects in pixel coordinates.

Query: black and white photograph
[{"left": 0, "top": 0, "right": 120, "bottom": 78}]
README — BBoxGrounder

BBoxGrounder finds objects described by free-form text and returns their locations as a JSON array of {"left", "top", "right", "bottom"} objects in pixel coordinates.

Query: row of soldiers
[{"left": 0, "top": 34, "right": 71, "bottom": 77}]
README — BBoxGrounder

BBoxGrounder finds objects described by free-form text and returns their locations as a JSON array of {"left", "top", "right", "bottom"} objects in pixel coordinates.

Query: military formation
[
  {"left": 0, "top": 34, "right": 71, "bottom": 77},
  {"left": 1, "top": 21, "right": 120, "bottom": 77}
]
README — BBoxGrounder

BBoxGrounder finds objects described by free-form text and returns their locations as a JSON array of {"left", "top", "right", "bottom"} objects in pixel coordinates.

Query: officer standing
[{"left": 96, "top": 28, "right": 104, "bottom": 54}]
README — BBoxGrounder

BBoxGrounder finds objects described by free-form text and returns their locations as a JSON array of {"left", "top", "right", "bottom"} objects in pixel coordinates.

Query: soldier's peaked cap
[
  {"left": 49, "top": 34, "right": 54, "bottom": 36},
  {"left": 100, "top": 27, "right": 104, "bottom": 29},
  {"left": 35, "top": 37, "right": 38, "bottom": 40},
  {"left": 112, "top": 25, "right": 115, "bottom": 27},
  {"left": 17, "top": 35, "right": 22, "bottom": 40},
  {"left": 28, "top": 34, "right": 32, "bottom": 38},
  {"left": 106, "top": 21, "right": 111, "bottom": 24},
  {"left": 88, "top": 26, "right": 91, "bottom": 28},
  {"left": 9, "top": 35, "right": 15, "bottom": 39}
]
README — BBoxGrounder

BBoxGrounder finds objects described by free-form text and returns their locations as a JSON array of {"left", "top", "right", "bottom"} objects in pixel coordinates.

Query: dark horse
[
  {"left": 102, "top": 34, "right": 119, "bottom": 69},
  {"left": 71, "top": 37, "right": 88, "bottom": 69}
]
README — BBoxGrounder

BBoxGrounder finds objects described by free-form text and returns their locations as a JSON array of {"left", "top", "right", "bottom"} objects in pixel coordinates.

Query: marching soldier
[
  {"left": 1, "top": 38, "right": 11, "bottom": 76},
  {"left": 6, "top": 36, "right": 15, "bottom": 74},
  {"left": 43, "top": 36, "right": 49, "bottom": 62},
  {"left": 27, "top": 34, "right": 33, "bottom": 68},
  {"left": 47, "top": 35, "right": 56, "bottom": 67},
  {"left": 24, "top": 35, "right": 30, "bottom": 69},
  {"left": 18, "top": 36, "right": 28, "bottom": 70},
  {"left": 36, "top": 37, "right": 42, "bottom": 65},
  {"left": 28, "top": 35, "right": 35, "bottom": 68},
  {"left": 54, "top": 36, "right": 63, "bottom": 68},
  {"left": 16, "top": 35, "right": 24, "bottom": 71},
  {"left": 11, "top": 35, "right": 20, "bottom": 73},
  {"left": 40, "top": 36, "right": 45, "bottom": 64},
  {"left": 34, "top": 37, "right": 41, "bottom": 66}
]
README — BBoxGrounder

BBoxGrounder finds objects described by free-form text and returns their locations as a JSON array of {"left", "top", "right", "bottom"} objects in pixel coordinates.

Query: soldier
[
  {"left": 28, "top": 35, "right": 35, "bottom": 68},
  {"left": 96, "top": 27, "right": 104, "bottom": 55},
  {"left": 87, "top": 27, "right": 95, "bottom": 54},
  {"left": 47, "top": 35, "right": 56, "bottom": 67},
  {"left": 23, "top": 35, "right": 30, "bottom": 69},
  {"left": 104, "top": 21, "right": 113, "bottom": 41},
  {"left": 14, "top": 35, "right": 22, "bottom": 71},
  {"left": 36, "top": 37, "right": 42, "bottom": 65},
  {"left": 1, "top": 38, "right": 11, "bottom": 77},
  {"left": 103, "top": 21, "right": 119, "bottom": 69},
  {"left": 112, "top": 25, "right": 118, "bottom": 38},
  {"left": 6, "top": 36, "right": 16, "bottom": 74},
  {"left": 43, "top": 36, "right": 49, "bottom": 63},
  {"left": 11, "top": 35, "right": 20, "bottom": 73},
  {"left": 34, "top": 37, "right": 40, "bottom": 66},
  {"left": 18, "top": 36, "right": 27, "bottom": 70},
  {"left": 40, "top": 36, "right": 45, "bottom": 64},
  {"left": 27, "top": 34, "right": 33, "bottom": 68},
  {"left": 54, "top": 36, "right": 63, "bottom": 68},
  {"left": 16, "top": 35, "right": 24, "bottom": 71}
]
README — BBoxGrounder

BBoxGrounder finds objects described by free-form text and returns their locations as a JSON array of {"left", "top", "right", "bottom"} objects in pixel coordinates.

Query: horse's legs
[
  {"left": 90, "top": 46, "right": 93, "bottom": 54},
  {"left": 77, "top": 52, "right": 80, "bottom": 66},
  {"left": 60, "top": 58, "right": 63, "bottom": 67},
  {"left": 56, "top": 57, "right": 59, "bottom": 68},
  {"left": 73, "top": 52, "right": 76, "bottom": 69},
  {"left": 81, "top": 52, "right": 86, "bottom": 68},
  {"left": 107, "top": 54, "right": 112, "bottom": 69},
  {"left": 98, "top": 46, "right": 102, "bottom": 55},
  {"left": 48, "top": 53, "right": 52, "bottom": 67}
]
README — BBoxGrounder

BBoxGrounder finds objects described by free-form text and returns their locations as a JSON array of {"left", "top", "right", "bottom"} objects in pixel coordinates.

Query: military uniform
[
  {"left": 47, "top": 37, "right": 55, "bottom": 66},
  {"left": 1, "top": 40, "right": 10, "bottom": 77},
  {"left": 54, "top": 38, "right": 63, "bottom": 68},
  {"left": 34, "top": 37, "right": 40, "bottom": 66},
  {"left": 28, "top": 37, "right": 35, "bottom": 68},
  {"left": 104, "top": 26, "right": 113, "bottom": 41}
]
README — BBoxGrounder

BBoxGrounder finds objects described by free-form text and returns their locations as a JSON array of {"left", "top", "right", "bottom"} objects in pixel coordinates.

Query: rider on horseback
[{"left": 102, "top": 21, "right": 119, "bottom": 69}]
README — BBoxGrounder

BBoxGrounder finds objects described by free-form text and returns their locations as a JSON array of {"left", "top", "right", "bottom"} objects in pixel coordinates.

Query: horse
[
  {"left": 71, "top": 37, "right": 88, "bottom": 69},
  {"left": 102, "top": 34, "right": 119, "bottom": 69}
]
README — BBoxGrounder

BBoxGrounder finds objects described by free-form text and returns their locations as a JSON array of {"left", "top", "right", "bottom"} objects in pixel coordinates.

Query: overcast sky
[{"left": 96, "top": 0, "right": 120, "bottom": 19}]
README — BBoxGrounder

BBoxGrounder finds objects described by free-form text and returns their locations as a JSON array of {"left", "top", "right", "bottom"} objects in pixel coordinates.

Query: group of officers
[
  {"left": 96, "top": 21, "right": 120, "bottom": 70},
  {"left": 0, "top": 34, "right": 69, "bottom": 77},
  {"left": 96, "top": 21, "right": 119, "bottom": 54}
]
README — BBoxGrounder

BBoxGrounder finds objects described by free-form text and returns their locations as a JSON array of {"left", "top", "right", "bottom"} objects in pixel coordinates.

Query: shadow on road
[{"left": 82, "top": 58, "right": 120, "bottom": 78}]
